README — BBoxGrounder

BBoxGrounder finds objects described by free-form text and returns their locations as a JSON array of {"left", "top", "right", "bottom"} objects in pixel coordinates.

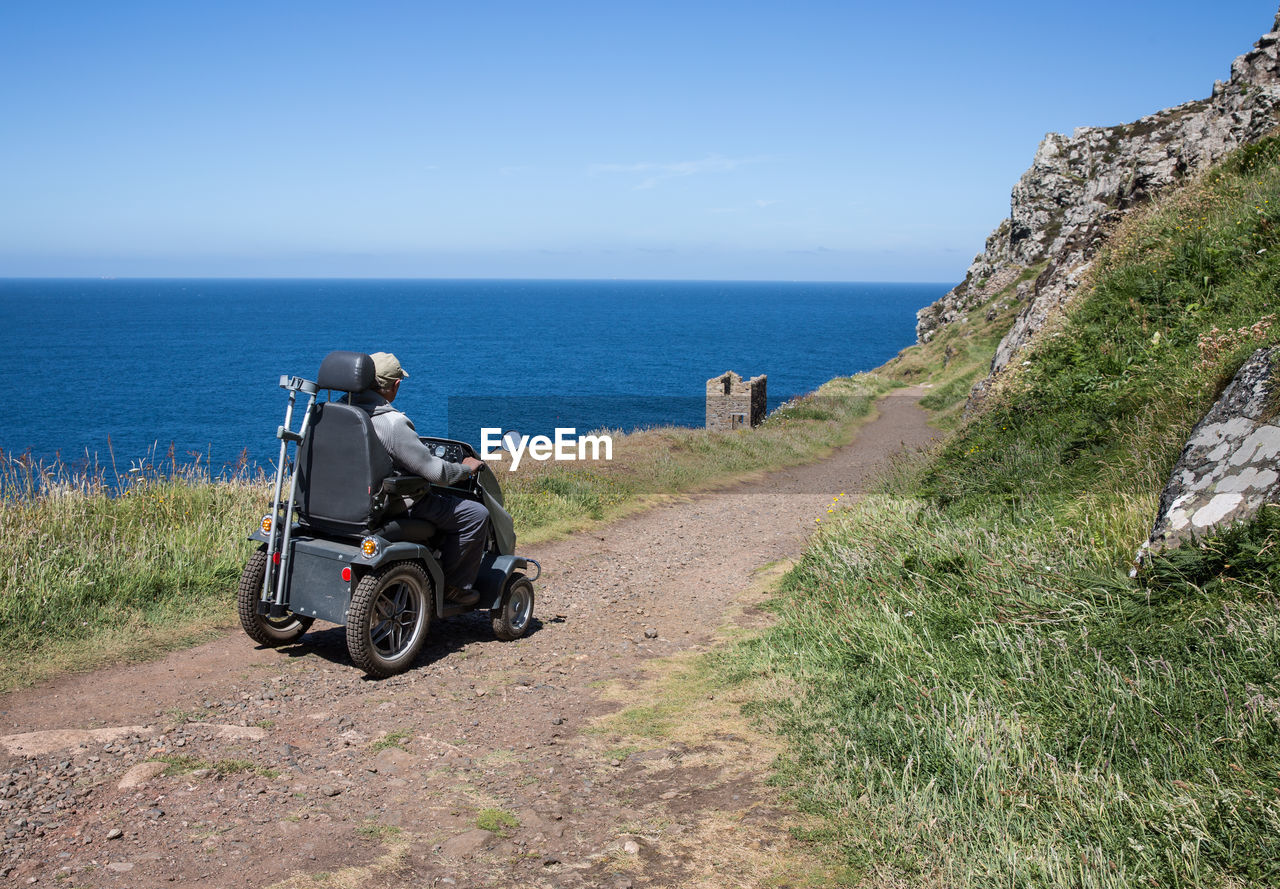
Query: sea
[{"left": 0, "top": 278, "right": 946, "bottom": 478}]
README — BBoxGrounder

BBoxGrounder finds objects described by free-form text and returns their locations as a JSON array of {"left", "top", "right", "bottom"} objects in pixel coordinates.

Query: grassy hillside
[
  {"left": 0, "top": 375, "right": 885, "bottom": 690},
  {"left": 722, "top": 138, "right": 1280, "bottom": 886},
  {"left": 881, "top": 261, "right": 1045, "bottom": 429}
]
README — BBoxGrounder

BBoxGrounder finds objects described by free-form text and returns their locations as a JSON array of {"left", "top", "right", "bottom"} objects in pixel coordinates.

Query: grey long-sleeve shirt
[{"left": 347, "top": 391, "right": 471, "bottom": 487}]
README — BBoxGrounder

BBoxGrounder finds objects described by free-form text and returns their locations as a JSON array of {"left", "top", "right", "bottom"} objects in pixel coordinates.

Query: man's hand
[{"left": 462, "top": 456, "right": 485, "bottom": 476}]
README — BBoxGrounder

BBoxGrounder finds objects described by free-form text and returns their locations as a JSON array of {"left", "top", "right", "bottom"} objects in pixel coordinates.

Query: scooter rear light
[
  {"left": 341, "top": 566, "right": 352, "bottom": 582},
  {"left": 261, "top": 515, "right": 273, "bottom": 533},
  {"left": 272, "top": 552, "right": 281, "bottom": 565}
]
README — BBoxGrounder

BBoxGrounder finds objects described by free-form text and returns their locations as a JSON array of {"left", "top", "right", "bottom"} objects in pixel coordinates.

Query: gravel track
[{"left": 0, "top": 389, "right": 935, "bottom": 888}]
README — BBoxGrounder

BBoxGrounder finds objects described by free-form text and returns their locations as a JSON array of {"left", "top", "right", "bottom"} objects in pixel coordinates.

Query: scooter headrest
[{"left": 316, "top": 351, "right": 377, "bottom": 392}]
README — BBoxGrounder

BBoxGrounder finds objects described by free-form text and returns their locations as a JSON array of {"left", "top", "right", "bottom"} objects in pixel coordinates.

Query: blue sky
[{"left": 0, "top": 1, "right": 1274, "bottom": 282}]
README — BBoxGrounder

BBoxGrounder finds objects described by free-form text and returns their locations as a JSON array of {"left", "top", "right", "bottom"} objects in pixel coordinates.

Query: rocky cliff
[{"left": 918, "top": 10, "right": 1280, "bottom": 399}]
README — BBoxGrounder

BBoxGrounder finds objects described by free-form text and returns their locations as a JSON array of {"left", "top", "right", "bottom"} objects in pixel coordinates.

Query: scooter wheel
[
  {"left": 347, "top": 562, "right": 431, "bottom": 678},
  {"left": 237, "top": 548, "right": 314, "bottom": 647},
  {"left": 493, "top": 575, "right": 535, "bottom": 641}
]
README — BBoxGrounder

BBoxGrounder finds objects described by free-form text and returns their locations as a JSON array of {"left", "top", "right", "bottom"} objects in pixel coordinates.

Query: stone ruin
[
  {"left": 1140, "top": 348, "right": 1280, "bottom": 563},
  {"left": 706, "top": 371, "right": 766, "bottom": 431}
]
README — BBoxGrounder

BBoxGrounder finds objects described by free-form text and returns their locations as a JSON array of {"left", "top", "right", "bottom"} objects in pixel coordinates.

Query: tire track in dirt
[{"left": 0, "top": 389, "right": 935, "bottom": 888}]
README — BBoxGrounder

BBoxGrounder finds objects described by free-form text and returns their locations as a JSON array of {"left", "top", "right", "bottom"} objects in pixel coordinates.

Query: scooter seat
[{"left": 376, "top": 518, "right": 438, "bottom": 544}]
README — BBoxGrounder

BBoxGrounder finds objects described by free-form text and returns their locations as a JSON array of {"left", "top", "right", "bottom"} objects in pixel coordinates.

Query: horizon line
[{"left": 0, "top": 274, "right": 957, "bottom": 286}]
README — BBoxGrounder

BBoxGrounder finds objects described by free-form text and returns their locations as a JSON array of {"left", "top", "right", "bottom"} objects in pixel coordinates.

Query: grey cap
[{"left": 369, "top": 351, "right": 409, "bottom": 389}]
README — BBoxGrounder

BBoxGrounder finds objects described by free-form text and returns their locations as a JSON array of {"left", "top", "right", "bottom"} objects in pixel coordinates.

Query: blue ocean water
[{"left": 0, "top": 278, "right": 944, "bottom": 476}]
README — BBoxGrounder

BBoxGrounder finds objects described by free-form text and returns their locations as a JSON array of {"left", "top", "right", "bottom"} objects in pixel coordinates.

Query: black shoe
[{"left": 444, "top": 586, "right": 480, "bottom": 608}]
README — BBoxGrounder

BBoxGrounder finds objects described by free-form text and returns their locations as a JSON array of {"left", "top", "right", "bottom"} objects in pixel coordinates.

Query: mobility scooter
[{"left": 237, "top": 350, "right": 538, "bottom": 677}]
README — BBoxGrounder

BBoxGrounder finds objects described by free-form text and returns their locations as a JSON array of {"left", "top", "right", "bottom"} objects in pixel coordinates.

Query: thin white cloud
[
  {"left": 589, "top": 154, "right": 767, "bottom": 190},
  {"left": 708, "top": 199, "right": 780, "bottom": 214}
]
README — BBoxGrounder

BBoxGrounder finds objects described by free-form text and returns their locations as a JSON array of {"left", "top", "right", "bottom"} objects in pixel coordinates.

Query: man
[{"left": 348, "top": 351, "right": 488, "bottom": 608}]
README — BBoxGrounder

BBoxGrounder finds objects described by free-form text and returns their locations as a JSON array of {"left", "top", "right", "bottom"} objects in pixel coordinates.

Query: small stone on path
[
  {"left": 439, "top": 828, "right": 492, "bottom": 859},
  {"left": 117, "top": 761, "right": 169, "bottom": 790}
]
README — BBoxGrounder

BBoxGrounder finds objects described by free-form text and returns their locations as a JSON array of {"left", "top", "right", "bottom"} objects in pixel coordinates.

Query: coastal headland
[{"left": 6, "top": 8, "right": 1280, "bottom": 888}]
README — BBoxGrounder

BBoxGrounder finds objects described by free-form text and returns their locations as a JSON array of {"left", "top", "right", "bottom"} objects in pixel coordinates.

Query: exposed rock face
[
  {"left": 917, "top": 10, "right": 1280, "bottom": 391},
  {"left": 915, "top": 221, "right": 1016, "bottom": 342},
  {"left": 1140, "top": 348, "right": 1280, "bottom": 561}
]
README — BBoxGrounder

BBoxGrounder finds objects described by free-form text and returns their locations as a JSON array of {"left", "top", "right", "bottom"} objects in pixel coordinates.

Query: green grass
[
  {"left": 602, "top": 744, "right": 642, "bottom": 762},
  {"left": 880, "top": 264, "right": 1042, "bottom": 426},
  {"left": 716, "top": 137, "right": 1280, "bottom": 886},
  {"left": 0, "top": 457, "right": 266, "bottom": 690},
  {"left": 158, "top": 754, "right": 276, "bottom": 778},
  {"left": 722, "top": 496, "right": 1280, "bottom": 886},
  {"left": 608, "top": 704, "right": 675, "bottom": 740},
  {"left": 355, "top": 821, "right": 404, "bottom": 841},
  {"left": 369, "top": 729, "right": 412, "bottom": 752},
  {"left": 476, "top": 807, "right": 520, "bottom": 835}
]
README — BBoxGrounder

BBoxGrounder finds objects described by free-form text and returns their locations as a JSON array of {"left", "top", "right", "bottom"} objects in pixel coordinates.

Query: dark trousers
[{"left": 409, "top": 493, "right": 490, "bottom": 590}]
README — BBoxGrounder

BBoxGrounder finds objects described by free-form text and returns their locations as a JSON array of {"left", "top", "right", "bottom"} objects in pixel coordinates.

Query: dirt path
[{"left": 0, "top": 389, "right": 936, "bottom": 889}]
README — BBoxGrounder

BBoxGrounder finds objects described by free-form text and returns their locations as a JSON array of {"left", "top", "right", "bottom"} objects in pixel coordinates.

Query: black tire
[
  {"left": 346, "top": 562, "right": 431, "bottom": 678},
  {"left": 236, "top": 548, "right": 314, "bottom": 647},
  {"left": 492, "top": 575, "right": 535, "bottom": 641}
]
